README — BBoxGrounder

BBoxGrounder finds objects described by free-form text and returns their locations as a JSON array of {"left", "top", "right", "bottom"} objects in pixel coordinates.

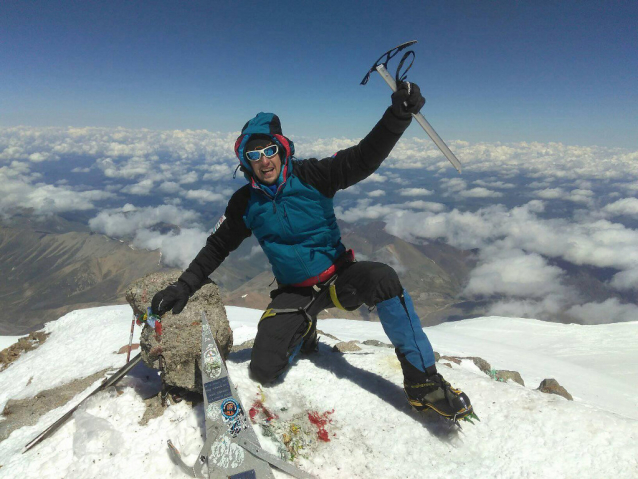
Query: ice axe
[{"left": 361, "top": 40, "right": 462, "bottom": 173}]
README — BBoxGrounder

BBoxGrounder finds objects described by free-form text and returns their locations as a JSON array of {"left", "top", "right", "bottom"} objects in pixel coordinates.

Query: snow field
[
  {"left": 0, "top": 305, "right": 636, "bottom": 478},
  {"left": 0, "top": 337, "right": 23, "bottom": 351}
]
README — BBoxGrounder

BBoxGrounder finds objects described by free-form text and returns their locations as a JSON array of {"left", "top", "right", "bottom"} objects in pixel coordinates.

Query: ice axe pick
[{"left": 361, "top": 40, "right": 462, "bottom": 173}]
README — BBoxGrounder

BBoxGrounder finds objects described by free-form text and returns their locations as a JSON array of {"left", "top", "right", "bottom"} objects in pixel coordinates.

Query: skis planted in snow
[
  {"left": 23, "top": 353, "right": 142, "bottom": 453},
  {"left": 168, "top": 312, "right": 315, "bottom": 479}
]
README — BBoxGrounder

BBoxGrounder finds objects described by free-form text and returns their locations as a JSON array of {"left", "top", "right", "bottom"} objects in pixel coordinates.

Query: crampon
[{"left": 404, "top": 374, "right": 480, "bottom": 428}]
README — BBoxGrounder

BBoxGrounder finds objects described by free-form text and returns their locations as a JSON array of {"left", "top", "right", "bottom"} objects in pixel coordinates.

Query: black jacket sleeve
[
  {"left": 178, "top": 185, "right": 252, "bottom": 293},
  {"left": 293, "top": 107, "right": 412, "bottom": 198}
]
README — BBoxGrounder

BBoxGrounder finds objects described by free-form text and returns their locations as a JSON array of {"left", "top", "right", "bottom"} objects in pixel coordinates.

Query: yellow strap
[
  {"left": 329, "top": 284, "right": 347, "bottom": 311},
  {"left": 259, "top": 309, "right": 277, "bottom": 322},
  {"left": 302, "top": 318, "right": 313, "bottom": 337}
]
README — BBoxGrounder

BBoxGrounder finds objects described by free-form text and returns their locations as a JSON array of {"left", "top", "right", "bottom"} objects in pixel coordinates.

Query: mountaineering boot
[{"left": 404, "top": 373, "right": 473, "bottom": 421}]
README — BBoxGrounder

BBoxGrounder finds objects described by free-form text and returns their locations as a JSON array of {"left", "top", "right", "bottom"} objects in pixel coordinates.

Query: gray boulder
[
  {"left": 126, "top": 272, "right": 233, "bottom": 393},
  {"left": 462, "top": 357, "right": 492, "bottom": 375},
  {"left": 332, "top": 341, "right": 362, "bottom": 353},
  {"left": 537, "top": 378, "right": 573, "bottom": 401},
  {"left": 495, "top": 370, "right": 525, "bottom": 386},
  {"left": 435, "top": 355, "right": 490, "bottom": 374}
]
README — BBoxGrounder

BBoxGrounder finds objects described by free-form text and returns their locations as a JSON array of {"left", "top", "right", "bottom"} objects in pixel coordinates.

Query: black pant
[{"left": 250, "top": 261, "right": 402, "bottom": 383}]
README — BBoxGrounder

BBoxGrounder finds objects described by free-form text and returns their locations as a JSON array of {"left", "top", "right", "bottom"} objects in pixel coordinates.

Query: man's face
[{"left": 248, "top": 143, "right": 282, "bottom": 185}]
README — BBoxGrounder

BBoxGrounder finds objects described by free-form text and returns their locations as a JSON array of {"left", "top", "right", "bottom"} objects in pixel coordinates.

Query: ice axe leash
[{"left": 361, "top": 40, "right": 462, "bottom": 173}]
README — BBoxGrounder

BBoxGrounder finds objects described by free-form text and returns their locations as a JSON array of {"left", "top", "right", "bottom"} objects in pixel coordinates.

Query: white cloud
[
  {"left": 528, "top": 181, "right": 552, "bottom": 188},
  {"left": 95, "top": 156, "right": 155, "bottom": 180},
  {"left": 603, "top": 198, "right": 638, "bottom": 218},
  {"left": 202, "top": 164, "right": 234, "bottom": 181},
  {"left": 240, "top": 245, "right": 265, "bottom": 261},
  {"left": 464, "top": 249, "right": 566, "bottom": 298},
  {"left": 132, "top": 227, "right": 210, "bottom": 269},
  {"left": 460, "top": 187, "right": 503, "bottom": 198},
  {"left": 122, "top": 179, "right": 155, "bottom": 196},
  {"left": 535, "top": 188, "right": 565, "bottom": 199},
  {"left": 384, "top": 201, "right": 638, "bottom": 304},
  {"left": 0, "top": 170, "right": 113, "bottom": 215},
  {"left": 3, "top": 126, "right": 638, "bottom": 319},
  {"left": 565, "top": 298, "right": 638, "bottom": 324},
  {"left": 403, "top": 201, "right": 447, "bottom": 212},
  {"left": 89, "top": 204, "right": 200, "bottom": 237},
  {"left": 335, "top": 199, "right": 402, "bottom": 223},
  {"left": 374, "top": 247, "right": 407, "bottom": 274},
  {"left": 182, "top": 189, "right": 225, "bottom": 204},
  {"left": 28, "top": 152, "right": 53, "bottom": 162},
  {"left": 441, "top": 178, "right": 467, "bottom": 193},
  {"left": 399, "top": 188, "right": 433, "bottom": 197},
  {"left": 360, "top": 173, "right": 386, "bottom": 184},
  {"left": 610, "top": 269, "right": 638, "bottom": 291},
  {"left": 566, "top": 189, "right": 595, "bottom": 205},
  {"left": 158, "top": 182, "right": 182, "bottom": 194},
  {"left": 474, "top": 180, "right": 516, "bottom": 189},
  {"left": 178, "top": 171, "right": 199, "bottom": 184},
  {"left": 487, "top": 295, "right": 568, "bottom": 321}
]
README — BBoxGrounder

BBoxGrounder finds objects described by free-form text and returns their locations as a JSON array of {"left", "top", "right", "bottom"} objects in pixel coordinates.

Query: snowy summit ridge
[{"left": 0, "top": 305, "right": 637, "bottom": 478}]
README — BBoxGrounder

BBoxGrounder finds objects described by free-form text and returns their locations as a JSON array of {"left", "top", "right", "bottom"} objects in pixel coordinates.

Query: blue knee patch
[{"left": 376, "top": 289, "right": 435, "bottom": 371}]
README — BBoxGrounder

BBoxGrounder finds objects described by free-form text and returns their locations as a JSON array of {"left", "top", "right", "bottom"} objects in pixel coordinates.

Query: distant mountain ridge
[
  {"left": 3, "top": 213, "right": 630, "bottom": 335},
  {"left": 0, "top": 214, "right": 478, "bottom": 334},
  {"left": 0, "top": 216, "right": 168, "bottom": 334}
]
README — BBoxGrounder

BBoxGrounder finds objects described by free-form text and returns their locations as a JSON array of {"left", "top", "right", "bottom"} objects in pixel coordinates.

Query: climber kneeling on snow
[{"left": 151, "top": 83, "right": 473, "bottom": 421}]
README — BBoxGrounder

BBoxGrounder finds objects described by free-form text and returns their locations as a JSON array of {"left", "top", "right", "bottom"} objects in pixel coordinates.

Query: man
[{"left": 151, "top": 83, "right": 473, "bottom": 421}]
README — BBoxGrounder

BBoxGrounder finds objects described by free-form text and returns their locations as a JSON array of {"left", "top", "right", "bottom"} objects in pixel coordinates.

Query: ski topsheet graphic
[{"left": 168, "top": 312, "right": 314, "bottom": 479}]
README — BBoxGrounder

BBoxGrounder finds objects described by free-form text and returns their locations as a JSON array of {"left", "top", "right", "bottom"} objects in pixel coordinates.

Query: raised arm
[{"left": 295, "top": 82, "right": 425, "bottom": 198}]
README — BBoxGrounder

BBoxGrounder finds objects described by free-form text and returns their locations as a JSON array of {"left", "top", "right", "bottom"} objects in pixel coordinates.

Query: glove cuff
[
  {"left": 175, "top": 279, "right": 194, "bottom": 297},
  {"left": 383, "top": 107, "right": 412, "bottom": 134}
]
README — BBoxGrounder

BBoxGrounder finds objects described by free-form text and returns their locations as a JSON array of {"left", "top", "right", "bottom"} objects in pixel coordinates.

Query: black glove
[
  {"left": 391, "top": 81, "right": 425, "bottom": 119},
  {"left": 151, "top": 281, "right": 191, "bottom": 315}
]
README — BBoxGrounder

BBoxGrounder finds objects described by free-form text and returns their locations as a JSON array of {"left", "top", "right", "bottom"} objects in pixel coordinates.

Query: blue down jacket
[{"left": 179, "top": 107, "right": 412, "bottom": 291}]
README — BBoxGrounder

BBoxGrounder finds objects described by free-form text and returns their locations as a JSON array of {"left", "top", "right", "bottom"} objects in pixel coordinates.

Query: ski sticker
[
  {"left": 221, "top": 399, "right": 248, "bottom": 438},
  {"left": 221, "top": 399, "right": 241, "bottom": 420},
  {"left": 206, "top": 403, "right": 222, "bottom": 422},
  {"left": 203, "top": 344, "right": 222, "bottom": 378},
  {"left": 209, "top": 436, "right": 245, "bottom": 469},
  {"left": 204, "top": 377, "right": 232, "bottom": 404}
]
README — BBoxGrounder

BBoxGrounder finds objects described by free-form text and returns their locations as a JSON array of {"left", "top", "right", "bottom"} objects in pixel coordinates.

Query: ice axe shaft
[{"left": 375, "top": 64, "right": 462, "bottom": 173}]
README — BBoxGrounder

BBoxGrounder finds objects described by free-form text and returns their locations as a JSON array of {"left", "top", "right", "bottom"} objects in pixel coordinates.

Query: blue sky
[{"left": 1, "top": 0, "right": 636, "bottom": 147}]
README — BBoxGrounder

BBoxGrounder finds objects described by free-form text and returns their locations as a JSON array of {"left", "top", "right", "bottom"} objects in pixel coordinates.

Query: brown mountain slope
[{"left": 0, "top": 226, "right": 169, "bottom": 334}]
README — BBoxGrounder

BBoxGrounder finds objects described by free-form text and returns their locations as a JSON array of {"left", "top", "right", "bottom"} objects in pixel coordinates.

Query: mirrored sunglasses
[{"left": 245, "top": 144, "right": 279, "bottom": 162}]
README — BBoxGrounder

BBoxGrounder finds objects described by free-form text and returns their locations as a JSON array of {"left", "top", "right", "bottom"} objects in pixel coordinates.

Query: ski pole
[
  {"left": 126, "top": 312, "right": 136, "bottom": 363},
  {"left": 23, "top": 354, "right": 142, "bottom": 453},
  {"left": 375, "top": 64, "right": 462, "bottom": 173}
]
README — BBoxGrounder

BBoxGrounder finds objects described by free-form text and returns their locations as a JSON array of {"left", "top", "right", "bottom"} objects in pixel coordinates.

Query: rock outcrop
[
  {"left": 537, "top": 378, "right": 573, "bottom": 401},
  {"left": 0, "top": 331, "right": 49, "bottom": 372},
  {"left": 332, "top": 341, "right": 362, "bottom": 353},
  {"left": 495, "top": 370, "right": 525, "bottom": 386},
  {"left": 126, "top": 272, "right": 233, "bottom": 393}
]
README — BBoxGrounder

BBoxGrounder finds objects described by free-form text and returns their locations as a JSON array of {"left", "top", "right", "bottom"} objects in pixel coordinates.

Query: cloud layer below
[{"left": 2, "top": 125, "right": 637, "bottom": 323}]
